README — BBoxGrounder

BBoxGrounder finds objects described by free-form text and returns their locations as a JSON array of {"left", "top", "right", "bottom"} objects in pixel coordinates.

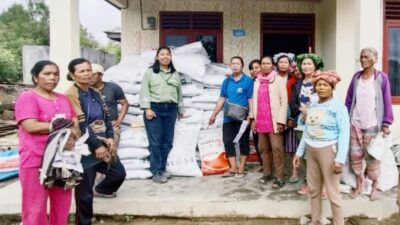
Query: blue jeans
[{"left": 144, "top": 102, "right": 178, "bottom": 175}]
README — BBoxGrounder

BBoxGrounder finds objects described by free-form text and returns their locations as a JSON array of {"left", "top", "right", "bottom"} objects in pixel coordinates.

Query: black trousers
[
  {"left": 222, "top": 121, "right": 250, "bottom": 157},
  {"left": 75, "top": 159, "right": 126, "bottom": 225}
]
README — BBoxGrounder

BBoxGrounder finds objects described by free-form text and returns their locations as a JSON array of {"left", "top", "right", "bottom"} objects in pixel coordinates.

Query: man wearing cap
[
  {"left": 91, "top": 63, "right": 129, "bottom": 144},
  {"left": 91, "top": 63, "right": 129, "bottom": 198}
]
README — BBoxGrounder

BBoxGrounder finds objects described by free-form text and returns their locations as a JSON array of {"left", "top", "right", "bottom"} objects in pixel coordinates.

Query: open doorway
[{"left": 261, "top": 13, "right": 315, "bottom": 57}]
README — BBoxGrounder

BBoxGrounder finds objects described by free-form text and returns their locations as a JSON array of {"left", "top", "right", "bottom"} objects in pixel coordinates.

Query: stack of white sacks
[{"left": 104, "top": 42, "right": 230, "bottom": 179}]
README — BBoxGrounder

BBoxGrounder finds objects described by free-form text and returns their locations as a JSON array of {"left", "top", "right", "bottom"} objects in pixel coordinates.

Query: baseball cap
[{"left": 91, "top": 63, "right": 104, "bottom": 74}]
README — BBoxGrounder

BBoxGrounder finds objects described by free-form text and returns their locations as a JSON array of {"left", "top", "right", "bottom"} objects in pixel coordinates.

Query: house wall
[
  {"left": 317, "top": 0, "right": 336, "bottom": 71},
  {"left": 121, "top": 0, "right": 320, "bottom": 65},
  {"left": 335, "top": 0, "right": 398, "bottom": 138},
  {"left": 121, "top": 0, "right": 398, "bottom": 138}
]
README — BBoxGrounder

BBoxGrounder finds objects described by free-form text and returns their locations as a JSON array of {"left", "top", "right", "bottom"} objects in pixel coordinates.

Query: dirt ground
[
  {"left": 0, "top": 213, "right": 399, "bottom": 225},
  {"left": 79, "top": 214, "right": 400, "bottom": 225}
]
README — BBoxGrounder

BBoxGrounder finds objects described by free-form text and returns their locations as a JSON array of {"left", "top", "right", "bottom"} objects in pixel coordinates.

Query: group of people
[
  {"left": 16, "top": 59, "right": 129, "bottom": 225},
  {"left": 15, "top": 46, "right": 186, "bottom": 225},
  {"left": 15, "top": 45, "right": 393, "bottom": 225},
  {"left": 208, "top": 47, "right": 393, "bottom": 225}
]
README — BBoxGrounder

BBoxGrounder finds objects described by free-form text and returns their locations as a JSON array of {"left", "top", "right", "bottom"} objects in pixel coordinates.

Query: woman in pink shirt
[{"left": 15, "top": 60, "right": 79, "bottom": 225}]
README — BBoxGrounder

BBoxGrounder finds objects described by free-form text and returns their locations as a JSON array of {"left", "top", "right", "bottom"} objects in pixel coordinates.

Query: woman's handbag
[
  {"left": 223, "top": 78, "right": 248, "bottom": 121},
  {"left": 224, "top": 100, "right": 248, "bottom": 121}
]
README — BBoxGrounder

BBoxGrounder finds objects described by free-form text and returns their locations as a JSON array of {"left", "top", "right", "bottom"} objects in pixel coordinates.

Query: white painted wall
[
  {"left": 357, "top": 0, "right": 384, "bottom": 70},
  {"left": 120, "top": 0, "right": 319, "bottom": 64},
  {"left": 317, "top": 0, "right": 336, "bottom": 71},
  {"left": 335, "top": 0, "right": 398, "bottom": 138},
  {"left": 119, "top": 0, "right": 399, "bottom": 138},
  {"left": 335, "top": 0, "right": 358, "bottom": 103}
]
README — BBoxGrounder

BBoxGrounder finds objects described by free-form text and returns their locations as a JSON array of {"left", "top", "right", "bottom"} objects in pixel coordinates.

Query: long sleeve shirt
[
  {"left": 139, "top": 68, "right": 184, "bottom": 114},
  {"left": 345, "top": 70, "right": 394, "bottom": 131},
  {"left": 296, "top": 98, "right": 350, "bottom": 164}
]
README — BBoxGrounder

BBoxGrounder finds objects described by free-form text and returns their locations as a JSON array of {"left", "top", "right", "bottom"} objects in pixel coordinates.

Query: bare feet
[
  {"left": 253, "top": 165, "right": 263, "bottom": 172},
  {"left": 370, "top": 189, "right": 380, "bottom": 201},
  {"left": 370, "top": 180, "right": 380, "bottom": 201},
  {"left": 351, "top": 175, "right": 364, "bottom": 199},
  {"left": 351, "top": 187, "right": 362, "bottom": 199}
]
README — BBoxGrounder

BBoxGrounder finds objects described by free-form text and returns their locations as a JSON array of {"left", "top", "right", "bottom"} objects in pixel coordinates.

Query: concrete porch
[{"left": 0, "top": 172, "right": 397, "bottom": 219}]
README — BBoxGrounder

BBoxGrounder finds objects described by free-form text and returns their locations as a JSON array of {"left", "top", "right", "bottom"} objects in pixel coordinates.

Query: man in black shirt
[
  {"left": 91, "top": 64, "right": 129, "bottom": 145},
  {"left": 91, "top": 63, "right": 129, "bottom": 198}
]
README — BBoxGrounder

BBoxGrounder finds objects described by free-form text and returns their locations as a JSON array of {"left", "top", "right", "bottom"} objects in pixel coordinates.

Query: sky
[{"left": 0, "top": 0, "right": 121, "bottom": 45}]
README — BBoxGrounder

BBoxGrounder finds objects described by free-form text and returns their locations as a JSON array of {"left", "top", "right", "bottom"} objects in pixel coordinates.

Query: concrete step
[{"left": 0, "top": 172, "right": 397, "bottom": 219}]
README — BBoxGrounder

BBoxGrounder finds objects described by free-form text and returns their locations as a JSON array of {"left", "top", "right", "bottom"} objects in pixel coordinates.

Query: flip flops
[
  {"left": 272, "top": 179, "right": 285, "bottom": 189},
  {"left": 298, "top": 184, "right": 310, "bottom": 195},
  {"left": 289, "top": 176, "right": 300, "bottom": 183},
  {"left": 235, "top": 172, "right": 246, "bottom": 178},
  {"left": 221, "top": 171, "right": 236, "bottom": 177}
]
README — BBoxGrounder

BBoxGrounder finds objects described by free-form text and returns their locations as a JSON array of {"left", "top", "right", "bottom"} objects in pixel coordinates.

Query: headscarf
[
  {"left": 256, "top": 70, "right": 275, "bottom": 133},
  {"left": 258, "top": 69, "right": 277, "bottom": 82},
  {"left": 312, "top": 70, "right": 341, "bottom": 88},
  {"left": 273, "top": 52, "right": 295, "bottom": 64},
  {"left": 296, "top": 53, "right": 324, "bottom": 73}
]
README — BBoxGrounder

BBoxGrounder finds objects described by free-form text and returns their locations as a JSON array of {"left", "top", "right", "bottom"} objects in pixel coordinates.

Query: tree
[
  {"left": 0, "top": 0, "right": 107, "bottom": 82},
  {"left": 27, "top": 0, "right": 50, "bottom": 45},
  {"left": 0, "top": 45, "right": 19, "bottom": 82},
  {"left": 0, "top": 4, "right": 34, "bottom": 81},
  {"left": 80, "top": 26, "right": 99, "bottom": 49},
  {"left": 100, "top": 41, "right": 121, "bottom": 63}
]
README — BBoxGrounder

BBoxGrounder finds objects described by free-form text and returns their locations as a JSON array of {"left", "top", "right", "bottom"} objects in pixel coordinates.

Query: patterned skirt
[{"left": 285, "top": 127, "right": 299, "bottom": 154}]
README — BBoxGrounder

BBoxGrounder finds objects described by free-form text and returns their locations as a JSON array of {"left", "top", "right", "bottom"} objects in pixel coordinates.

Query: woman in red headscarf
[{"left": 293, "top": 70, "right": 349, "bottom": 225}]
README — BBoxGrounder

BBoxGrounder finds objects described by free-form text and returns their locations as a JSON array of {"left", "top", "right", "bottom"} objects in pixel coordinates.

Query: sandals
[
  {"left": 222, "top": 171, "right": 236, "bottom": 177},
  {"left": 235, "top": 172, "right": 246, "bottom": 178},
  {"left": 272, "top": 179, "right": 285, "bottom": 189},
  {"left": 289, "top": 176, "right": 300, "bottom": 183},
  {"left": 93, "top": 190, "right": 117, "bottom": 198},
  {"left": 259, "top": 175, "right": 274, "bottom": 184},
  {"left": 298, "top": 184, "right": 310, "bottom": 195}
]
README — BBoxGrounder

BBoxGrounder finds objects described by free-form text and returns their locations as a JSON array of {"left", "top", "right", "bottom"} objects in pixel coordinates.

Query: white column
[
  {"left": 335, "top": 0, "right": 358, "bottom": 101},
  {"left": 121, "top": 0, "right": 139, "bottom": 57},
  {"left": 335, "top": 0, "right": 385, "bottom": 99},
  {"left": 49, "top": 0, "right": 80, "bottom": 93},
  {"left": 357, "top": 0, "right": 384, "bottom": 70}
]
